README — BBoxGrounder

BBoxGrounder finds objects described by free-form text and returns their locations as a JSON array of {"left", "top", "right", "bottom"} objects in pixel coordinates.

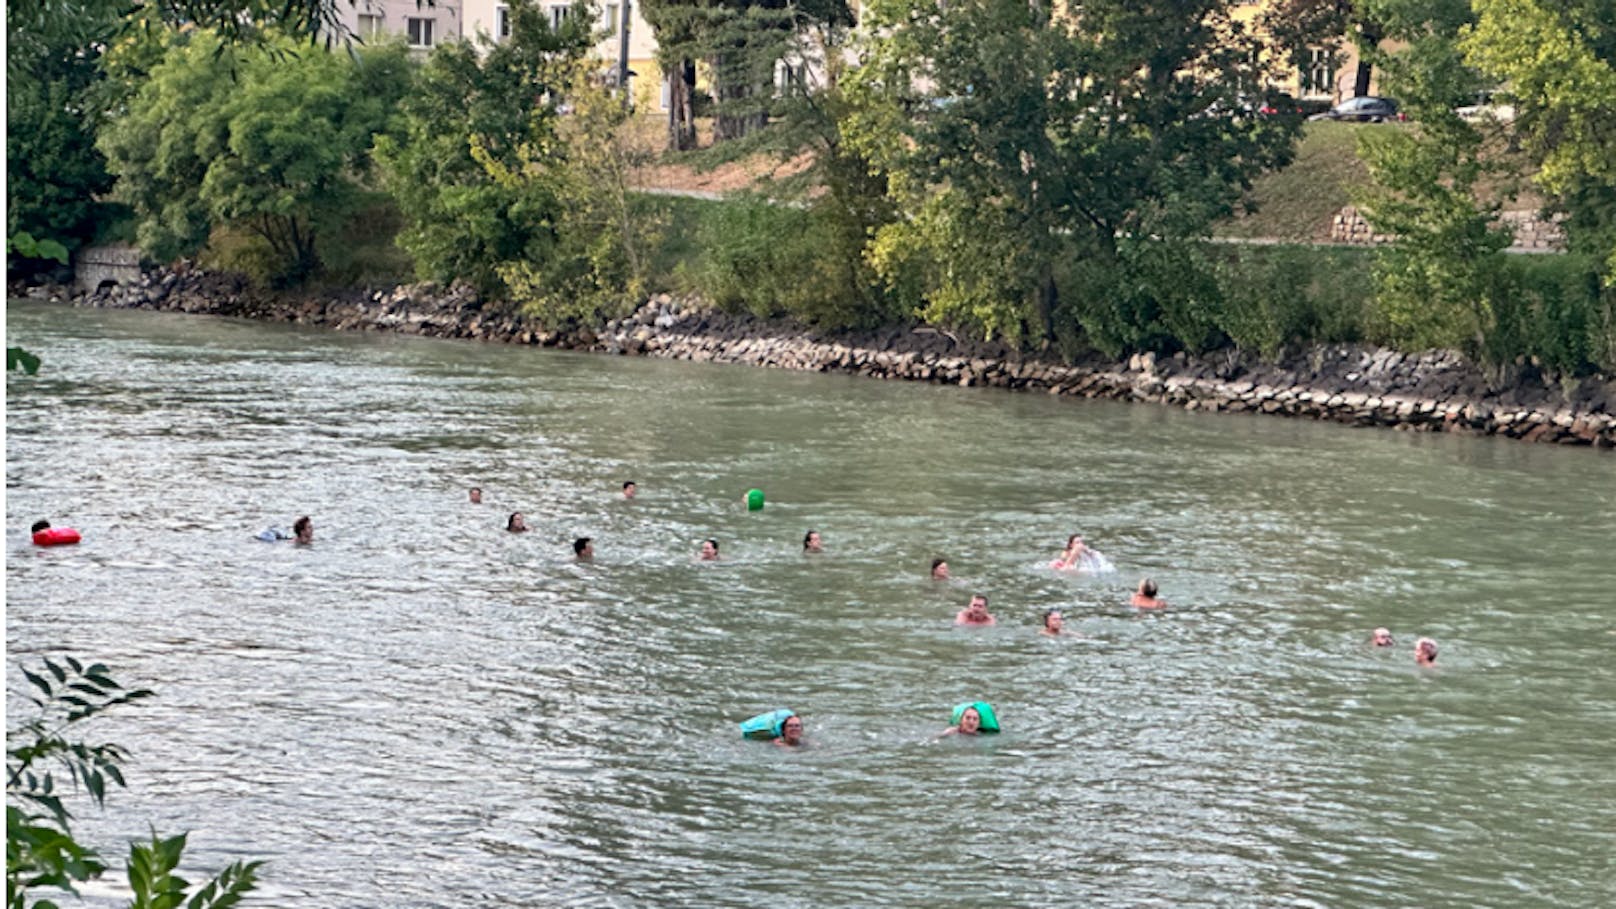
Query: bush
[
  {"left": 1487, "top": 253, "right": 1615, "bottom": 375},
  {"left": 1211, "top": 245, "right": 1375, "bottom": 358}
]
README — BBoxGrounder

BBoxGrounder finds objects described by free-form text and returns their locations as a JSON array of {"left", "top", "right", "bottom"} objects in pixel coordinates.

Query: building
[
  {"left": 460, "top": 0, "right": 664, "bottom": 109},
  {"left": 343, "top": 0, "right": 465, "bottom": 51}
]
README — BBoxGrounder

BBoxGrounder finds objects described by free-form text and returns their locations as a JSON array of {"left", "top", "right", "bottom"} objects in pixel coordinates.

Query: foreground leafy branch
[{"left": 6, "top": 657, "right": 263, "bottom": 909}]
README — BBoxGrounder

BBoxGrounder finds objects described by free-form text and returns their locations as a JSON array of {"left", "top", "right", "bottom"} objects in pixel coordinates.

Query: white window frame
[
  {"left": 604, "top": 4, "right": 619, "bottom": 36},
  {"left": 548, "top": 4, "right": 570, "bottom": 31},
  {"left": 1301, "top": 47, "right": 1335, "bottom": 97},
  {"left": 357, "top": 14, "right": 384, "bottom": 41},
  {"left": 496, "top": 6, "right": 511, "bottom": 40},
  {"left": 407, "top": 17, "right": 435, "bottom": 48}
]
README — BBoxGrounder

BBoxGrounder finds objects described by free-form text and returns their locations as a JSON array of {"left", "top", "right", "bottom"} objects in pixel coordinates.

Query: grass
[{"left": 1214, "top": 121, "right": 1378, "bottom": 242}]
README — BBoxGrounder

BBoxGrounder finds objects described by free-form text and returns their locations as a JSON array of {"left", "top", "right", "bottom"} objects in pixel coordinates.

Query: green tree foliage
[
  {"left": 375, "top": 2, "right": 597, "bottom": 298},
  {"left": 1354, "top": 0, "right": 1516, "bottom": 355},
  {"left": 98, "top": 30, "right": 411, "bottom": 285},
  {"left": 1464, "top": 0, "right": 1616, "bottom": 282},
  {"left": 7, "top": 657, "right": 262, "bottom": 909},
  {"left": 6, "top": 44, "right": 115, "bottom": 259},
  {"left": 846, "top": 0, "right": 1301, "bottom": 351}
]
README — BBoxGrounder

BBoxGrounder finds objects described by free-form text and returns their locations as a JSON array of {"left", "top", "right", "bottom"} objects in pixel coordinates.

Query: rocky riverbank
[{"left": 19, "top": 268, "right": 1616, "bottom": 448}]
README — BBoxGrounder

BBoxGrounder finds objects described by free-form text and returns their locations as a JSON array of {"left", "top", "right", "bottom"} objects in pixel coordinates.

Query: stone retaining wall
[
  {"left": 16, "top": 268, "right": 1615, "bottom": 448},
  {"left": 1331, "top": 206, "right": 1567, "bottom": 252}
]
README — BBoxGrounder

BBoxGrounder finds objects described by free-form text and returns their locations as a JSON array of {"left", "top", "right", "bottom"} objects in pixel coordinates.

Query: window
[
  {"left": 548, "top": 4, "right": 570, "bottom": 31},
  {"left": 497, "top": 6, "right": 511, "bottom": 39},
  {"left": 604, "top": 4, "right": 619, "bottom": 36},
  {"left": 407, "top": 17, "right": 434, "bottom": 47},
  {"left": 357, "top": 14, "right": 384, "bottom": 41},
  {"left": 1301, "top": 48, "right": 1335, "bottom": 96}
]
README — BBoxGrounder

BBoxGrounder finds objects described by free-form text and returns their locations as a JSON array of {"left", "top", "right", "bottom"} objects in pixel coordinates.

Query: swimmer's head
[
  {"left": 293, "top": 516, "right": 313, "bottom": 542},
  {"left": 1043, "top": 609, "right": 1063, "bottom": 633},
  {"left": 31, "top": 520, "right": 51, "bottom": 533},
  {"left": 1138, "top": 578, "right": 1158, "bottom": 598},
  {"left": 1067, "top": 533, "right": 1083, "bottom": 548},
  {"left": 574, "top": 537, "right": 593, "bottom": 559},
  {"left": 803, "top": 530, "right": 822, "bottom": 552},
  {"left": 507, "top": 512, "right": 527, "bottom": 532},
  {"left": 700, "top": 539, "right": 719, "bottom": 560},
  {"left": 931, "top": 558, "right": 949, "bottom": 579},
  {"left": 1372, "top": 627, "right": 1394, "bottom": 647},
  {"left": 1415, "top": 637, "right": 1438, "bottom": 663},
  {"left": 780, "top": 714, "right": 804, "bottom": 745},
  {"left": 958, "top": 706, "right": 981, "bottom": 735},
  {"left": 622, "top": 481, "right": 636, "bottom": 498},
  {"left": 469, "top": 486, "right": 482, "bottom": 504}
]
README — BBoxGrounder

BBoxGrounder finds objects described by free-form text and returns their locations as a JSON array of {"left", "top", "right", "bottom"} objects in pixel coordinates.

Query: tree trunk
[
  {"left": 667, "top": 58, "right": 697, "bottom": 151},
  {"left": 1353, "top": 22, "right": 1382, "bottom": 97},
  {"left": 711, "top": 53, "right": 768, "bottom": 142}
]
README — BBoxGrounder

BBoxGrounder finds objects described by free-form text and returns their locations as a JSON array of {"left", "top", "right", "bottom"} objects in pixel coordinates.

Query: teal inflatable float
[
  {"left": 745, "top": 488, "right": 765, "bottom": 511},
  {"left": 951, "top": 701, "right": 1000, "bottom": 733},
  {"left": 739, "top": 708, "right": 795, "bottom": 740}
]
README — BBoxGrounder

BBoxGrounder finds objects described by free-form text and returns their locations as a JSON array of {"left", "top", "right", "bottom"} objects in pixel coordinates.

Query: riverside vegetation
[{"left": 8, "top": 1, "right": 1616, "bottom": 387}]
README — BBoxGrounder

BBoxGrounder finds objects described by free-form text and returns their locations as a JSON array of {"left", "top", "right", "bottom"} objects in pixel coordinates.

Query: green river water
[{"left": 6, "top": 302, "right": 1614, "bottom": 907}]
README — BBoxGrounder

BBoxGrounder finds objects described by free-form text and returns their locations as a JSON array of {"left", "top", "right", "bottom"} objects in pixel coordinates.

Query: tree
[
  {"left": 845, "top": 0, "right": 1301, "bottom": 351},
  {"left": 97, "top": 30, "right": 411, "bottom": 284},
  {"left": 374, "top": 0, "right": 599, "bottom": 299},
  {"left": 7, "top": 656, "right": 263, "bottom": 909},
  {"left": 1464, "top": 0, "right": 1616, "bottom": 282},
  {"left": 6, "top": 43, "right": 116, "bottom": 262}
]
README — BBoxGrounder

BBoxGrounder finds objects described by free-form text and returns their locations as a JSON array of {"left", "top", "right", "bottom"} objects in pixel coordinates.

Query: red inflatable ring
[{"left": 32, "top": 528, "right": 81, "bottom": 546}]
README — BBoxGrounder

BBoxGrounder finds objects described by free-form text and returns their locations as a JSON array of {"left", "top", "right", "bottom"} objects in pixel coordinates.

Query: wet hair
[
  {"left": 31, "top": 520, "right": 51, "bottom": 533},
  {"left": 704, "top": 538, "right": 719, "bottom": 552},
  {"left": 1416, "top": 637, "right": 1438, "bottom": 661},
  {"left": 623, "top": 481, "right": 635, "bottom": 489},
  {"left": 1043, "top": 609, "right": 1062, "bottom": 627},
  {"left": 1139, "top": 578, "right": 1158, "bottom": 598},
  {"left": 1067, "top": 533, "right": 1083, "bottom": 547},
  {"left": 506, "top": 513, "right": 524, "bottom": 531},
  {"left": 931, "top": 558, "right": 946, "bottom": 571},
  {"left": 469, "top": 486, "right": 482, "bottom": 495},
  {"left": 573, "top": 537, "right": 591, "bottom": 555},
  {"left": 293, "top": 516, "right": 312, "bottom": 537},
  {"left": 803, "top": 529, "right": 819, "bottom": 549}
]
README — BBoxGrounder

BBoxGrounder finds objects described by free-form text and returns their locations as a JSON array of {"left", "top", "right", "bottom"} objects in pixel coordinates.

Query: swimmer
[
  {"left": 507, "top": 512, "right": 529, "bottom": 534},
  {"left": 1415, "top": 637, "right": 1438, "bottom": 666},
  {"left": 955, "top": 594, "right": 996, "bottom": 626},
  {"left": 803, "top": 530, "right": 823, "bottom": 554},
  {"left": 1372, "top": 627, "right": 1394, "bottom": 647},
  {"left": 1040, "top": 609, "right": 1065, "bottom": 636},
  {"left": 574, "top": 537, "right": 594, "bottom": 561},
  {"left": 698, "top": 539, "right": 721, "bottom": 561},
  {"left": 31, "top": 520, "right": 51, "bottom": 534},
  {"left": 1130, "top": 578, "right": 1167, "bottom": 609},
  {"left": 292, "top": 516, "right": 313, "bottom": 545},
  {"left": 469, "top": 486, "right": 483, "bottom": 504},
  {"left": 940, "top": 705, "right": 983, "bottom": 737},
  {"left": 1052, "top": 533, "right": 1089, "bottom": 570},
  {"left": 930, "top": 558, "right": 950, "bottom": 580},
  {"left": 774, "top": 714, "right": 806, "bottom": 748},
  {"left": 622, "top": 481, "right": 636, "bottom": 499}
]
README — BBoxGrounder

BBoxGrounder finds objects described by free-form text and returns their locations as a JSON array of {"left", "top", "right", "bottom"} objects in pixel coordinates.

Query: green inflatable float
[
  {"left": 951, "top": 701, "right": 1000, "bottom": 733},
  {"left": 745, "top": 488, "right": 765, "bottom": 511},
  {"left": 739, "top": 708, "right": 795, "bottom": 740}
]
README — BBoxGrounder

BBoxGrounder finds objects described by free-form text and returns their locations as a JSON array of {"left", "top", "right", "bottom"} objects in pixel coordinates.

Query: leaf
[
  {"left": 21, "top": 667, "right": 53, "bottom": 696},
  {"left": 44, "top": 659, "right": 67, "bottom": 684}
]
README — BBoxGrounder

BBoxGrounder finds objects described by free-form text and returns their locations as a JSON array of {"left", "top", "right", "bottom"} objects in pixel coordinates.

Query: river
[{"left": 7, "top": 302, "right": 1614, "bottom": 908}]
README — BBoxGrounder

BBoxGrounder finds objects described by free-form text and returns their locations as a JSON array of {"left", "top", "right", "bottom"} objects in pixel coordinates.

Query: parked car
[
  {"left": 1308, "top": 95, "right": 1404, "bottom": 123},
  {"left": 1456, "top": 91, "right": 1516, "bottom": 123}
]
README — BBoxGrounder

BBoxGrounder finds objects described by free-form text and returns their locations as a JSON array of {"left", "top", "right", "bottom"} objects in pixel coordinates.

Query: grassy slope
[{"left": 1214, "top": 121, "right": 1374, "bottom": 242}]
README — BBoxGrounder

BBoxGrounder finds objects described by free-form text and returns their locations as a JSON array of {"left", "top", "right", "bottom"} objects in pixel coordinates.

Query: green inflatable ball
[{"left": 745, "top": 488, "right": 765, "bottom": 511}]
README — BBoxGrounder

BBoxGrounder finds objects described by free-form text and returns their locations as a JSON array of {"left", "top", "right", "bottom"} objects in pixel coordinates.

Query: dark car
[{"left": 1308, "top": 95, "right": 1404, "bottom": 123}]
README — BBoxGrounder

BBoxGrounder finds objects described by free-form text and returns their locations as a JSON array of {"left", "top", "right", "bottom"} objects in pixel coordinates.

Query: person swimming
[
  {"left": 622, "top": 481, "right": 637, "bottom": 499},
  {"left": 803, "top": 530, "right": 823, "bottom": 553},
  {"left": 574, "top": 537, "right": 594, "bottom": 561},
  {"left": 931, "top": 558, "right": 950, "bottom": 580},
  {"left": 292, "top": 516, "right": 313, "bottom": 545},
  {"left": 1052, "top": 534, "right": 1089, "bottom": 570},
  {"left": 774, "top": 714, "right": 806, "bottom": 748},
  {"left": 698, "top": 539, "right": 721, "bottom": 561},
  {"left": 1041, "top": 609, "right": 1065, "bottom": 636},
  {"left": 1130, "top": 578, "right": 1167, "bottom": 608},
  {"left": 507, "top": 512, "right": 529, "bottom": 533},
  {"left": 955, "top": 594, "right": 996, "bottom": 626},
  {"left": 1415, "top": 637, "right": 1438, "bottom": 666},
  {"left": 1372, "top": 627, "right": 1395, "bottom": 647},
  {"left": 469, "top": 486, "right": 483, "bottom": 504}
]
